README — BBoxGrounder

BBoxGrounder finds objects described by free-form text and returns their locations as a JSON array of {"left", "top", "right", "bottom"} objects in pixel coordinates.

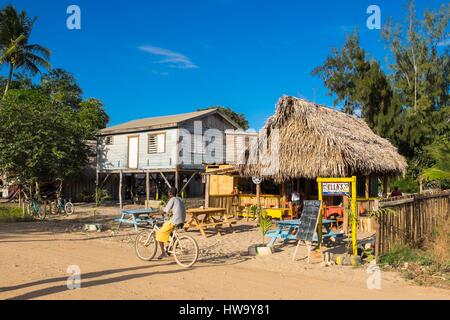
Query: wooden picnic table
[
  {"left": 184, "top": 207, "right": 236, "bottom": 238},
  {"left": 265, "top": 219, "right": 344, "bottom": 247}
]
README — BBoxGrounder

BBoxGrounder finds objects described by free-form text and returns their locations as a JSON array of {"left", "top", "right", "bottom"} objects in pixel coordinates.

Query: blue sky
[{"left": 1, "top": 0, "right": 447, "bottom": 129}]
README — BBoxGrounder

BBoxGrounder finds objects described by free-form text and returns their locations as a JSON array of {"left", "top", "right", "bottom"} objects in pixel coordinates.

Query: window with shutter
[
  {"left": 148, "top": 133, "right": 166, "bottom": 154},
  {"left": 105, "top": 136, "right": 113, "bottom": 145}
]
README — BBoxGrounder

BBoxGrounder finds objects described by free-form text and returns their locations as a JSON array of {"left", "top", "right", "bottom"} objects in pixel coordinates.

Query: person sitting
[
  {"left": 156, "top": 187, "right": 186, "bottom": 259},
  {"left": 390, "top": 187, "right": 403, "bottom": 198}
]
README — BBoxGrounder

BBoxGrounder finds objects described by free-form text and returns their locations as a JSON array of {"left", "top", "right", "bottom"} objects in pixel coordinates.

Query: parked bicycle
[
  {"left": 51, "top": 197, "right": 74, "bottom": 215},
  {"left": 135, "top": 217, "right": 199, "bottom": 268},
  {"left": 25, "top": 196, "right": 46, "bottom": 220},
  {"left": 42, "top": 180, "right": 75, "bottom": 216}
]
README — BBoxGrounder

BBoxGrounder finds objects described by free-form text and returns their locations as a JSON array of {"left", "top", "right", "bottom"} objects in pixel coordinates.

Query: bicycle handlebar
[{"left": 146, "top": 216, "right": 168, "bottom": 225}]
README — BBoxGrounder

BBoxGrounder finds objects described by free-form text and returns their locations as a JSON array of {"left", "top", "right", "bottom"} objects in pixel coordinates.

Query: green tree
[
  {"left": 382, "top": 1, "right": 449, "bottom": 112},
  {"left": 312, "top": 33, "right": 398, "bottom": 137},
  {"left": 40, "top": 68, "right": 83, "bottom": 109},
  {"left": 420, "top": 138, "right": 450, "bottom": 189},
  {"left": 0, "top": 90, "right": 89, "bottom": 189},
  {"left": 382, "top": 1, "right": 449, "bottom": 159},
  {"left": 313, "top": 0, "right": 449, "bottom": 190},
  {"left": 77, "top": 98, "right": 110, "bottom": 140},
  {"left": 198, "top": 106, "right": 249, "bottom": 130},
  {"left": 0, "top": 71, "right": 33, "bottom": 91},
  {"left": 0, "top": 4, "right": 50, "bottom": 96}
]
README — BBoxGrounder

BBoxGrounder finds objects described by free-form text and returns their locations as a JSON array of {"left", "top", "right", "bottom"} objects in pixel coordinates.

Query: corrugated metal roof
[{"left": 101, "top": 109, "right": 220, "bottom": 135}]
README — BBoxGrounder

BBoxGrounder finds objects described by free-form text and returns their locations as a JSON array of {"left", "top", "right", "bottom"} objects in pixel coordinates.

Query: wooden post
[
  {"left": 383, "top": 176, "right": 389, "bottom": 198},
  {"left": 205, "top": 174, "right": 210, "bottom": 208},
  {"left": 365, "top": 176, "right": 370, "bottom": 200},
  {"left": 256, "top": 184, "right": 261, "bottom": 208},
  {"left": 343, "top": 196, "right": 349, "bottom": 234},
  {"left": 146, "top": 171, "right": 150, "bottom": 209},
  {"left": 180, "top": 172, "right": 197, "bottom": 196},
  {"left": 317, "top": 180, "right": 323, "bottom": 250},
  {"left": 119, "top": 171, "right": 123, "bottom": 209},
  {"left": 419, "top": 177, "right": 423, "bottom": 193},
  {"left": 351, "top": 176, "right": 358, "bottom": 256},
  {"left": 95, "top": 171, "right": 99, "bottom": 205},
  {"left": 281, "top": 182, "right": 286, "bottom": 206},
  {"left": 375, "top": 217, "right": 381, "bottom": 262}
]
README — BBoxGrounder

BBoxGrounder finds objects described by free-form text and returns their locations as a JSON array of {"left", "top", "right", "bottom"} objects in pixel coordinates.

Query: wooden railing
[
  {"left": 375, "top": 190, "right": 450, "bottom": 258},
  {"left": 209, "top": 194, "right": 281, "bottom": 215}
]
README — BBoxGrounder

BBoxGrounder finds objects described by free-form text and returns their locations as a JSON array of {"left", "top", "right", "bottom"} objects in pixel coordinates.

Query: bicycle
[
  {"left": 135, "top": 217, "right": 199, "bottom": 268},
  {"left": 51, "top": 197, "right": 74, "bottom": 215},
  {"left": 25, "top": 197, "right": 46, "bottom": 220}
]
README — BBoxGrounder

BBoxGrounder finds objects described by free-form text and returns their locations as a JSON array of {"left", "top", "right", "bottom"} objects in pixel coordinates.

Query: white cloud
[{"left": 138, "top": 45, "right": 199, "bottom": 69}]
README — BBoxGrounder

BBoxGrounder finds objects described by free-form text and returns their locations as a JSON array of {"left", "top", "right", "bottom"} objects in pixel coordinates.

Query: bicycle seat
[{"left": 175, "top": 223, "right": 185, "bottom": 230}]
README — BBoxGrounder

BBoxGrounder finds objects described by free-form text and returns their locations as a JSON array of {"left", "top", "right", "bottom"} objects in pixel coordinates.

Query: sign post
[{"left": 317, "top": 176, "right": 358, "bottom": 256}]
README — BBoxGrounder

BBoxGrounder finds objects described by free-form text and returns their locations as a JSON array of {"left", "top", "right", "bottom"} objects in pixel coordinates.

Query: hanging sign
[
  {"left": 322, "top": 182, "right": 351, "bottom": 196},
  {"left": 252, "top": 176, "right": 262, "bottom": 185}
]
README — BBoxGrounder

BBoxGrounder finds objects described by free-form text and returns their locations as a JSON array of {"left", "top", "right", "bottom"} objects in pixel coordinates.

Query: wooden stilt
[
  {"left": 95, "top": 171, "right": 99, "bottom": 205},
  {"left": 159, "top": 171, "right": 172, "bottom": 189},
  {"left": 119, "top": 171, "right": 123, "bottom": 209},
  {"left": 179, "top": 172, "right": 197, "bottom": 196},
  {"left": 205, "top": 174, "right": 210, "bottom": 208},
  {"left": 146, "top": 171, "right": 150, "bottom": 209}
]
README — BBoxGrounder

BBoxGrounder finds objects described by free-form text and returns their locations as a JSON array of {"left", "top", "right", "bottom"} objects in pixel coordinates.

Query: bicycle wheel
[
  {"left": 173, "top": 235, "right": 199, "bottom": 268},
  {"left": 30, "top": 202, "right": 45, "bottom": 220},
  {"left": 135, "top": 230, "right": 158, "bottom": 261},
  {"left": 64, "top": 202, "right": 74, "bottom": 215}
]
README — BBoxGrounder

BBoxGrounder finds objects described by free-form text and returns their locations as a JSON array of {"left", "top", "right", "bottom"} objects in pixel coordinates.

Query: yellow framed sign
[{"left": 317, "top": 176, "right": 357, "bottom": 256}]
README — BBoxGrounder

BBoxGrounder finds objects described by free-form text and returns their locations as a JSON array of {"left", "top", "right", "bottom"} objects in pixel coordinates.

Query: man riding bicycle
[{"left": 156, "top": 187, "right": 186, "bottom": 259}]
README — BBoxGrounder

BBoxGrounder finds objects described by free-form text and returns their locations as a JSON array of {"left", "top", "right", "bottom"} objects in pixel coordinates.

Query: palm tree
[
  {"left": 0, "top": 5, "right": 50, "bottom": 96},
  {"left": 421, "top": 141, "right": 450, "bottom": 184}
]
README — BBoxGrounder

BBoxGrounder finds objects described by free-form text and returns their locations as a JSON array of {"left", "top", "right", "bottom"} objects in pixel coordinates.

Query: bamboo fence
[{"left": 375, "top": 190, "right": 450, "bottom": 259}]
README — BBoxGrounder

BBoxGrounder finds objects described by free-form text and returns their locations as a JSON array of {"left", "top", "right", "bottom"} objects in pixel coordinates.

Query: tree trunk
[{"left": 4, "top": 63, "right": 14, "bottom": 97}]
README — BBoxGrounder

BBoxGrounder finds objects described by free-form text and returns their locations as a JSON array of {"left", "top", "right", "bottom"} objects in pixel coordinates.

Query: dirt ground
[{"left": 0, "top": 204, "right": 449, "bottom": 300}]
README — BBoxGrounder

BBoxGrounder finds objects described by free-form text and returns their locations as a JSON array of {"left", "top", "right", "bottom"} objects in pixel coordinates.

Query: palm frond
[
  {"left": 24, "top": 44, "right": 50, "bottom": 60},
  {"left": 23, "top": 52, "right": 51, "bottom": 70},
  {"left": 20, "top": 59, "right": 40, "bottom": 75},
  {"left": 421, "top": 168, "right": 450, "bottom": 182}
]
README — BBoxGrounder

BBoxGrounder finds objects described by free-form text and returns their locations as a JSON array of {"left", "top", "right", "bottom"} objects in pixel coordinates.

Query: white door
[{"left": 128, "top": 136, "right": 139, "bottom": 169}]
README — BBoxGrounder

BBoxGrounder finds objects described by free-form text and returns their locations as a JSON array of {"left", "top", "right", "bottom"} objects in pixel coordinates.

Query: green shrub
[
  {"left": 258, "top": 207, "right": 272, "bottom": 245},
  {"left": 380, "top": 244, "right": 434, "bottom": 268},
  {"left": 95, "top": 188, "right": 111, "bottom": 206},
  {"left": 0, "top": 205, "right": 33, "bottom": 223}
]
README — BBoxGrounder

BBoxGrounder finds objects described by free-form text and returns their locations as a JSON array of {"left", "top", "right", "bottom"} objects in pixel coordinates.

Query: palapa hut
[{"left": 239, "top": 96, "right": 407, "bottom": 209}]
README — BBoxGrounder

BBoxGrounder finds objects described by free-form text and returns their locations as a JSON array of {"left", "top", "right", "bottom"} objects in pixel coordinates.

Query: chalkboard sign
[{"left": 296, "top": 200, "right": 322, "bottom": 242}]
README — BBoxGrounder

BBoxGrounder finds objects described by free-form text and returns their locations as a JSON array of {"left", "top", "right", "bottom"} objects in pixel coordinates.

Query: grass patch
[
  {"left": 380, "top": 245, "right": 434, "bottom": 268},
  {"left": 380, "top": 234, "right": 450, "bottom": 289},
  {"left": 0, "top": 205, "right": 34, "bottom": 223}
]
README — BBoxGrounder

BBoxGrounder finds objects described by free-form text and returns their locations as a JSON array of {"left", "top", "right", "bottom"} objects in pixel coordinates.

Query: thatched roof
[{"left": 240, "top": 96, "right": 407, "bottom": 182}]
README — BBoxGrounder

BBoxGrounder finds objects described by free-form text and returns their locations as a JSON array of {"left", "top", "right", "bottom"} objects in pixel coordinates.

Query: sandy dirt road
[{"left": 0, "top": 221, "right": 449, "bottom": 300}]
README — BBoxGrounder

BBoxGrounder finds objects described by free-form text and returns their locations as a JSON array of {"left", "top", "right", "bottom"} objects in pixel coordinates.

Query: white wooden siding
[
  {"left": 178, "top": 113, "right": 236, "bottom": 169},
  {"left": 97, "top": 113, "right": 240, "bottom": 172},
  {"left": 98, "top": 129, "right": 177, "bottom": 171}
]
